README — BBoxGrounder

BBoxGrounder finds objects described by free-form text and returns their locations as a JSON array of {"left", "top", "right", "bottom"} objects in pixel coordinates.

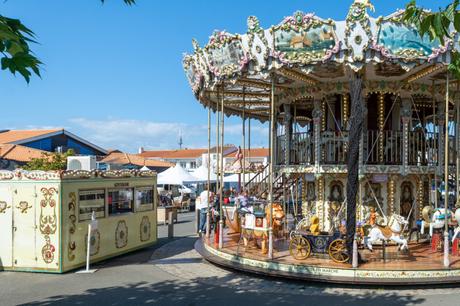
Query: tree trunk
[{"left": 346, "top": 73, "right": 364, "bottom": 263}]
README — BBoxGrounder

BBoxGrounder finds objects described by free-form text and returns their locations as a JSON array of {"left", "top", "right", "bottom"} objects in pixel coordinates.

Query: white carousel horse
[
  {"left": 420, "top": 207, "right": 453, "bottom": 237},
  {"left": 366, "top": 214, "right": 409, "bottom": 251},
  {"left": 452, "top": 209, "right": 460, "bottom": 243}
]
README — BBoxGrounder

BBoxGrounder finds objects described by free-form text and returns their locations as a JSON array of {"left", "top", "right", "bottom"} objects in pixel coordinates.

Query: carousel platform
[{"left": 195, "top": 231, "right": 460, "bottom": 285}]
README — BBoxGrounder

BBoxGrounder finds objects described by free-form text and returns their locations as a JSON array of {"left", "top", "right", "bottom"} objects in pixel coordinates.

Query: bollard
[
  {"left": 168, "top": 211, "right": 174, "bottom": 239},
  {"left": 195, "top": 208, "right": 200, "bottom": 234}
]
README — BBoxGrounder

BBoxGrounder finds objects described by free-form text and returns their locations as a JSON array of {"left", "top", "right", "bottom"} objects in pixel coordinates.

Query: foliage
[
  {"left": 0, "top": 0, "right": 135, "bottom": 83},
  {"left": 403, "top": 0, "right": 460, "bottom": 77},
  {"left": 0, "top": 15, "right": 41, "bottom": 83},
  {"left": 22, "top": 149, "right": 75, "bottom": 171}
]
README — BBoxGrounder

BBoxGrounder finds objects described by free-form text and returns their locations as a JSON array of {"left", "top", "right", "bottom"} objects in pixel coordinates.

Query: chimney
[{"left": 138, "top": 147, "right": 144, "bottom": 154}]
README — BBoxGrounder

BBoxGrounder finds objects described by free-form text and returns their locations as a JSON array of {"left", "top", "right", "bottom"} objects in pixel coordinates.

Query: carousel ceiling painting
[{"left": 183, "top": 0, "right": 457, "bottom": 121}]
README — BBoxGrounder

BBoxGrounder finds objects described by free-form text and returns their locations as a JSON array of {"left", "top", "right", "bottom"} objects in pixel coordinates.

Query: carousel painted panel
[
  {"left": 204, "top": 31, "right": 248, "bottom": 78},
  {"left": 272, "top": 11, "right": 339, "bottom": 65},
  {"left": 60, "top": 176, "right": 157, "bottom": 272},
  {"left": 375, "top": 16, "right": 442, "bottom": 60}
]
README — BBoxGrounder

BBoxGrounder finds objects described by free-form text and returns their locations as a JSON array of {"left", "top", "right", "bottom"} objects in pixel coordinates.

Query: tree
[
  {"left": 0, "top": 0, "right": 135, "bottom": 83},
  {"left": 403, "top": 0, "right": 460, "bottom": 77},
  {"left": 23, "top": 149, "right": 75, "bottom": 171}
]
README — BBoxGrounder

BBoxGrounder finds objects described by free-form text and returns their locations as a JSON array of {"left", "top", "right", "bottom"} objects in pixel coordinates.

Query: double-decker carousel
[{"left": 183, "top": 0, "right": 460, "bottom": 284}]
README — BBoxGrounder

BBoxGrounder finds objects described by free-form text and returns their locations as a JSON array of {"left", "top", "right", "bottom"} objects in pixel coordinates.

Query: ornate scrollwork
[
  {"left": 115, "top": 220, "right": 128, "bottom": 249},
  {"left": 39, "top": 187, "right": 58, "bottom": 235},
  {"left": 140, "top": 216, "right": 151, "bottom": 242},
  {"left": 42, "top": 235, "right": 56, "bottom": 264},
  {"left": 0, "top": 201, "right": 11, "bottom": 213},
  {"left": 16, "top": 201, "right": 32, "bottom": 214},
  {"left": 68, "top": 192, "right": 77, "bottom": 261}
]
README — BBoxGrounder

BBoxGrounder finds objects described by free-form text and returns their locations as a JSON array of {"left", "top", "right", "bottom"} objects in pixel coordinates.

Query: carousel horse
[
  {"left": 366, "top": 214, "right": 409, "bottom": 251},
  {"left": 420, "top": 206, "right": 453, "bottom": 237},
  {"left": 242, "top": 203, "right": 285, "bottom": 254}
]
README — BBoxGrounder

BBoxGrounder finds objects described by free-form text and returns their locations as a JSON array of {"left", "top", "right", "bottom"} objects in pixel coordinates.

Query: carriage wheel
[
  {"left": 289, "top": 236, "right": 311, "bottom": 260},
  {"left": 328, "top": 239, "right": 349, "bottom": 263}
]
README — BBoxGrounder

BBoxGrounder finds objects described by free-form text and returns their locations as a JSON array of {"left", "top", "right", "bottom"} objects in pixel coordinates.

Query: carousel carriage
[{"left": 289, "top": 219, "right": 349, "bottom": 263}]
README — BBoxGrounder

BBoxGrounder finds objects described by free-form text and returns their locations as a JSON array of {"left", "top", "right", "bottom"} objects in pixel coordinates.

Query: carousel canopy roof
[{"left": 183, "top": 0, "right": 459, "bottom": 122}]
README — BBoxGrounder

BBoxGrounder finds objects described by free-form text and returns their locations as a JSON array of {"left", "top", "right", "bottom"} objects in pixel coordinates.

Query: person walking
[{"left": 197, "top": 186, "right": 212, "bottom": 234}]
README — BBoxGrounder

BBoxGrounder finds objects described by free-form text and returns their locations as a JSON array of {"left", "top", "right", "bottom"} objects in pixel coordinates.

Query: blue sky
[{"left": 1, "top": 0, "right": 452, "bottom": 152}]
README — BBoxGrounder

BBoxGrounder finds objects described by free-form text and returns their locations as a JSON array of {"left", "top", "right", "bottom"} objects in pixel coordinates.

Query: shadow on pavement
[
  {"left": 20, "top": 278, "right": 426, "bottom": 306},
  {"left": 92, "top": 236, "right": 197, "bottom": 269}
]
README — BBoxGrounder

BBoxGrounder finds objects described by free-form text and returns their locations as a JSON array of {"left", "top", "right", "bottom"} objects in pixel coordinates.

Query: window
[
  {"left": 190, "top": 161, "right": 197, "bottom": 169},
  {"left": 108, "top": 188, "right": 134, "bottom": 215},
  {"left": 78, "top": 189, "right": 105, "bottom": 221},
  {"left": 135, "top": 187, "right": 154, "bottom": 212}
]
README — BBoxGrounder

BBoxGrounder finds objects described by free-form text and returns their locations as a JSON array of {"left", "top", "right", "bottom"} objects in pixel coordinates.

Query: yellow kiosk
[{"left": 0, "top": 169, "right": 157, "bottom": 273}]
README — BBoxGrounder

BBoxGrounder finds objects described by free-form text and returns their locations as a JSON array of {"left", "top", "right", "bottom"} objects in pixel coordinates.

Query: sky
[{"left": 0, "top": 0, "right": 453, "bottom": 153}]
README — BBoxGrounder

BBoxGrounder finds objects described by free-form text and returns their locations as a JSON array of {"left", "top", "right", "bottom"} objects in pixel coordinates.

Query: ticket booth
[{"left": 0, "top": 169, "right": 157, "bottom": 273}]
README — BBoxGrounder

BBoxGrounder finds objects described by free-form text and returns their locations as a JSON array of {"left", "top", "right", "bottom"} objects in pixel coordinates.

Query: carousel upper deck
[{"left": 182, "top": 0, "right": 460, "bottom": 176}]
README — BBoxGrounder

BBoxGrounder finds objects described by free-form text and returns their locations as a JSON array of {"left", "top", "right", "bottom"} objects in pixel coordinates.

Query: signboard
[{"left": 372, "top": 174, "right": 388, "bottom": 183}]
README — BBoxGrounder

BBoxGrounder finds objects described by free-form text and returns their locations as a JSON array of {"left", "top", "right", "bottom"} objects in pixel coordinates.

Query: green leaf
[
  {"left": 420, "top": 15, "right": 433, "bottom": 37},
  {"left": 454, "top": 12, "right": 460, "bottom": 32}
]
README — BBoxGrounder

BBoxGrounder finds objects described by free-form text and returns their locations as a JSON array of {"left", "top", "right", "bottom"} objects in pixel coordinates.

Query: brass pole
[
  {"left": 456, "top": 82, "right": 460, "bottom": 207},
  {"left": 444, "top": 73, "right": 450, "bottom": 268},
  {"left": 206, "top": 104, "right": 211, "bottom": 238},
  {"left": 268, "top": 75, "right": 275, "bottom": 259},
  {"left": 219, "top": 83, "right": 225, "bottom": 249},
  {"left": 215, "top": 87, "right": 220, "bottom": 245},
  {"left": 242, "top": 86, "right": 246, "bottom": 190},
  {"left": 216, "top": 90, "right": 220, "bottom": 195},
  {"left": 433, "top": 80, "right": 438, "bottom": 209}
]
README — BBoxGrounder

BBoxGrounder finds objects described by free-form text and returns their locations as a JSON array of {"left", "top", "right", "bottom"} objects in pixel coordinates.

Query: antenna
[{"left": 178, "top": 130, "right": 183, "bottom": 150}]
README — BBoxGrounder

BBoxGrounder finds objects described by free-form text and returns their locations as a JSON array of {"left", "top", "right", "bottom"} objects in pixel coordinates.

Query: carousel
[{"left": 183, "top": 0, "right": 460, "bottom": 284}]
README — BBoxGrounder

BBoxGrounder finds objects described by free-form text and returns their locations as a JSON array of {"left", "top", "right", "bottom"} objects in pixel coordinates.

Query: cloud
[{"left": 69, "top": 117, "right": 268, "bottom": 153}]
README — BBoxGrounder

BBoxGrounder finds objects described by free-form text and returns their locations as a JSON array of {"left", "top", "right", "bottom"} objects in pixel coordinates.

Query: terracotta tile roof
[
  {"left": 0, "top": 144, "right": 48, "bottom": 162},
  {"left": 0, "top": 129, "right": 63, "bottom": 144},
  {"left": 139, "top": 149, "right": 208, "bottom": 159},
  {"left": 101, "top": 152, "right": 174, "bottom": 168},
  {"left": 225, "top": 148, "right": 269, "bottom": 158}
]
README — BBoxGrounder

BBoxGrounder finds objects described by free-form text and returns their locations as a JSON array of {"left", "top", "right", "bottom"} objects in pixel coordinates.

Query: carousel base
[{"left": 195, "top": 232, "right": 460, "bottom": 285}]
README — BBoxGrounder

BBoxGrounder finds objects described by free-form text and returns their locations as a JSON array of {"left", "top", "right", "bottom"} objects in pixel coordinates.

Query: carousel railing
[
  {"left": 320, "top": 131, "right": 348, "bottom": 164},
  {"left": 245, "top": 164, "right": 270, "bottom": 197},
  {"left": 408, "top": 131, "right": 436, "bottom": 166},
  {"left": 276, "top": 132, "right": 314, "bottom": 166},
  {"left": 276, "top": 134, "right": 286, "bottom": 165},
  {"left": 291, "top": 132, "right": 314, "bottom": 165},
  {"left": 364, "top": 130, "right": 403, "bottom": 165}
]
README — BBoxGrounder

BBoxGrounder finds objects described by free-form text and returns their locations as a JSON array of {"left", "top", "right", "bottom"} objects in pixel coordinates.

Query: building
[
  {"left": 0, "top": 129, "right": 107, "bottom": 156},
  {"left": 0, "top": 144, "right": 49, "bottom": 170},
  {"left": 140, "top": 146, "right": 238, "bottom": 173},
  {"left": 100, "top": 150, "right": 173, "bottom": 172},
  {"left": 224, "top": 148, "right": 269, "bottom": 170},
  {"left": 139, "top": 148, "right": 206, "bottom": 171}
]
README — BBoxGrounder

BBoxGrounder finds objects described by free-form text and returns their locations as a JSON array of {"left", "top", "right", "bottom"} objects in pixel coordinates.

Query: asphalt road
[{"left": 1, "top": 212, "right": 460, "bottom": 306}]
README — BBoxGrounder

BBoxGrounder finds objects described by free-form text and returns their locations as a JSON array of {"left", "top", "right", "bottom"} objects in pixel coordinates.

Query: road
[{"left": 1, "top": 212, "right": 459, "bottom": 306}]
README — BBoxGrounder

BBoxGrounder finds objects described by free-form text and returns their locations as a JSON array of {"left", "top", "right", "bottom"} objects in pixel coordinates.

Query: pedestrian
[{"left": 197, "top": 185, "right": 212, "bottom": 234}]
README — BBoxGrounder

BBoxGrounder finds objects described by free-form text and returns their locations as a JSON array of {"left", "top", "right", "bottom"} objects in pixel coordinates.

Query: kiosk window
[
  {"left": 136, "top": 187, "right": 154, "bottom": 212},
  {"left": 109, "top": 188, "right": 134, "bottom": 215},
  {"left": 78, "top": 189, "right": 105, "bottom": 221}
]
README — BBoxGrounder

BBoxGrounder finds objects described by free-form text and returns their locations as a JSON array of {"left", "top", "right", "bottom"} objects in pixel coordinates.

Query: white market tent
[
  {"left": 223, "top": 173, "right": 256, "bottom": 183},
  {"left": 157, "top": 164, "right": 199, "bottom": 185},
  {"left": 191, "top": 165, "right": 218, "bottom": 182}
]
